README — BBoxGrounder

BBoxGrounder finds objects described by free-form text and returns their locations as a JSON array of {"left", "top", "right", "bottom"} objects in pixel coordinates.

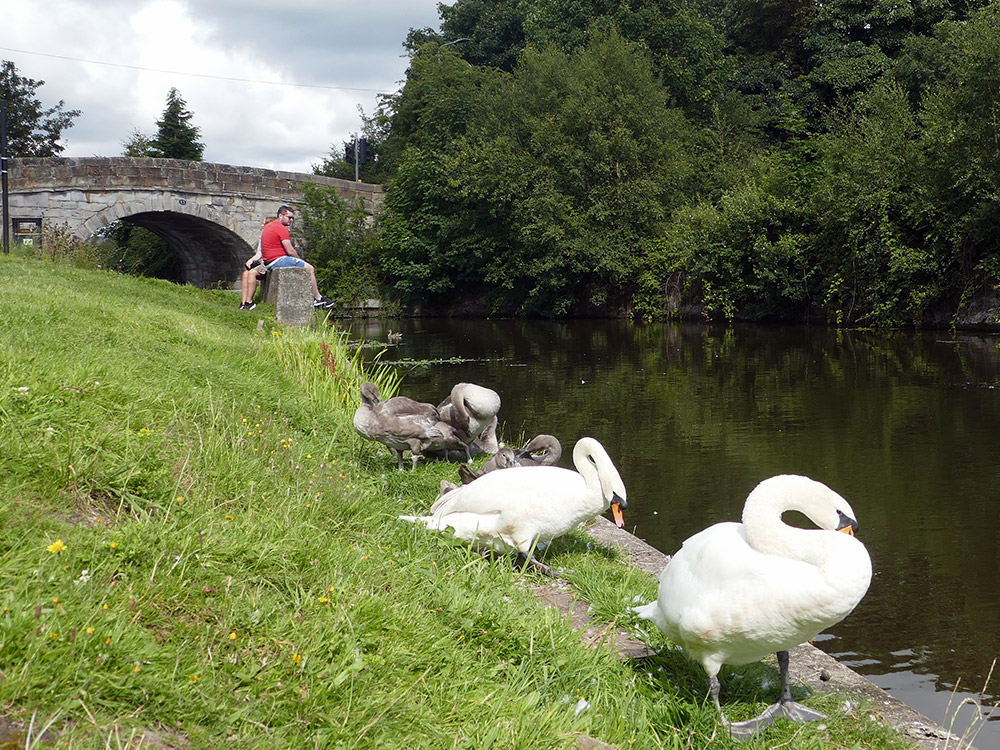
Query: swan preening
[
  {"left": 401, "top": 437, "right": 627, "bottom": 575},
  {"left": 458, "top": 434, "right": 562, "bottom": 484},
  {"left": 353, "top": 382, "right": 464, "bottom": 470},
  {"left": 634, "top": 474, "right": 872, "bottom": 738},
  {"left": 437, "top": 383, "right": 502, "bottom": 462}
]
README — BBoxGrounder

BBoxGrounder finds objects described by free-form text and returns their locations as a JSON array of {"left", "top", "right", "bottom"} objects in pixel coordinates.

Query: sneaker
[
  {"left": 240, "top": 302, "right": 256, "bottom": 311},
  {"left": 313, "top": 296, "right": 336, "bottom": 309}
]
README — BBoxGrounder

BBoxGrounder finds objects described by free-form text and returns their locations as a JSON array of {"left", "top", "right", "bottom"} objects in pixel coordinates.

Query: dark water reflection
[{"left": 348, "top": 318, "right": 1000, "bottom": 740}]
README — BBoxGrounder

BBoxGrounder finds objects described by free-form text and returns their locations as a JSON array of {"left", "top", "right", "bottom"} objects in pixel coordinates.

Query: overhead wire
[{"left": 0, "top": 45, "right": 394, "bottom": 94}]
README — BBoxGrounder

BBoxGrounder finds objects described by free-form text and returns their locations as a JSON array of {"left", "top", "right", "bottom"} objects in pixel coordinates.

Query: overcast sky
[{"left": 3, "top": 0, "right": 444, "bottom": 173}]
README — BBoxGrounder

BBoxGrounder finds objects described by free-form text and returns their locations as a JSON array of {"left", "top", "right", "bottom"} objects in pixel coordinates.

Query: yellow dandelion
[
  {"left": 318, "top": 596, "right": 329, "bottom": 603},
  {"left": 49, "top": 633, "right": 58, "bottom": 639},
  {"left": 339, "top": 473, "right": 347, "bottom": 480},
  {"left": 102, "top": 602, "right": 109, "bottom": 610},
  {"left": 86, "top": 627, "right": 94, "bottom": 635},
  {"left": 52, "top": 597, "right": 59, "bottom": 604},
  {"left": 46, "top": 539, "right": 66, "bottom": 554},
  {"left": 133, "top": 664, "right": 142, "bottom": 673},
  {"left": 293, "top": 653, "right": 302, "bottom": 664},
  {"left": 229, "top": 631, "right": 237, "bottom": 641},
  {"left": 306, "top": 454, "right": 312, "bottom": 459},
  {"left": 225, "top": 515, "right": 234, "bottom": 521},
  {"left": 175, "top": 496, "right": 184, "bottom": 504},
  {"left": 110, "top": 541, "right": 119, "bottom": 550},
  {"left": 105, "top": 637, "right": 111, "bottom": 645},
  {"left": 189, "top": 674, "right": 199, "bottom": 682}
]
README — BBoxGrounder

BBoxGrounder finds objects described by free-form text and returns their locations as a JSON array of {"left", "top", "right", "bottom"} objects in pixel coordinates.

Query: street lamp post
[{"left": 1, "top": 99, "right": 9, "bottom": 255}]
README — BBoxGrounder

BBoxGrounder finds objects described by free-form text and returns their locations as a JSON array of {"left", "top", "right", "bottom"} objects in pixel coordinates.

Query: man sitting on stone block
[{"left": 240, "top": 205, "right": 335, "bottom": 310}]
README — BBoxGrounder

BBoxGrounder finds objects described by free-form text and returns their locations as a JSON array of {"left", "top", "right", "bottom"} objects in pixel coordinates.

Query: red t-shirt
[{"left": 260, "top": 220, "right": 291, "bottom": 263}]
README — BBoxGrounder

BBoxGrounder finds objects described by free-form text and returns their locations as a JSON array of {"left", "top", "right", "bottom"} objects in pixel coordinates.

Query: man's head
[{"left": 277, "top": 206, "right": 295, "bottom": 226}]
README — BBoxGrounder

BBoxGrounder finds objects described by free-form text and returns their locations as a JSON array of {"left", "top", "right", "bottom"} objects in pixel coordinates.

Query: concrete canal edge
[{"left": 532, "top": 516, "right": 979, "bottom": 750}]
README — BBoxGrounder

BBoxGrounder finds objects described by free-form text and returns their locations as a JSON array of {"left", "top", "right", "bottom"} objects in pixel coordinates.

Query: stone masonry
[{"left": 6, "top": 157, "right": 384, "bottom": 288}]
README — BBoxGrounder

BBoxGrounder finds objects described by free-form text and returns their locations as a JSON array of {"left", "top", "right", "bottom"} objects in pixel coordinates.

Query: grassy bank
[{"left": 0, "top": 257, "right": 911, "bottom": 749}]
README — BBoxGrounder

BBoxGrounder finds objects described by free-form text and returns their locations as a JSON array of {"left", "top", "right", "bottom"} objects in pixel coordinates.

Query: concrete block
[{"left": 262, "top": 266, "right": 314, "bottom": 327}]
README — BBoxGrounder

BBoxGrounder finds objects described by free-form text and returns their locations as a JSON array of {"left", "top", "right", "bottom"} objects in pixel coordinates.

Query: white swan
[
  {"left": 436, "top": 382, "right": 501, "bottom": 462},
  {"left": 401, "top": 437, "right": 627, "bottom": 574},
  {"left": 353, "top": 382, "right": 464, "bottom": 470},
  {"left": 634, "top": 474, "right": 872, "bottom": 738}
]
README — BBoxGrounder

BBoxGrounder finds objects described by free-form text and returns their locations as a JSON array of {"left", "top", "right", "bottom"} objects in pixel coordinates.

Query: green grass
[{"left": 0, "top": 256, "right": 914, "bottom": 749}]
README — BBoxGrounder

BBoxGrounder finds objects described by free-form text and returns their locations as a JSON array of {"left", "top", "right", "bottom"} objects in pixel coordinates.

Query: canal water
[{"left": 347, "top": 318, "right": 1000, "bottom": 743}]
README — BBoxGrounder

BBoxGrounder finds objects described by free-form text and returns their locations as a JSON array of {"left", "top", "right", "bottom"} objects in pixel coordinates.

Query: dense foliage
[
  {"left": 0, "top": 60, "right": 80, "bottom": 157},
  {"left": 299, "top": 181, "right": 382, "bottom": 305},
  {"left": 370, "top": 0, "right": 1000, "bottom": 324}
]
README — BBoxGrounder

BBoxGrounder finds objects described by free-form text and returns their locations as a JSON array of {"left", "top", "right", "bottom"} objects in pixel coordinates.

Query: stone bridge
[{"left": 5, "top": 157, "right": 384, "bottom": 287}]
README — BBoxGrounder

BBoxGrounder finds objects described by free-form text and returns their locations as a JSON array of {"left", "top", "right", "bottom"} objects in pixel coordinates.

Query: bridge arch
[{"left": 6, "top": 157, "right": 383, "bottom": 288}]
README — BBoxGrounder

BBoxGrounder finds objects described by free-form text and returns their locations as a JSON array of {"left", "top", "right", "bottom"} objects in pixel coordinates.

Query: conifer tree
[{"left": 150, "top": 87, "right": 204, "bottom": 160}]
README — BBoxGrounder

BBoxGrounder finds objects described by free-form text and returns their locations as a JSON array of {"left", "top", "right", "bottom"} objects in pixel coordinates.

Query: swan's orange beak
[
  {"left": 838, "top": 524, "right": 855, "bottom": 536},
  {"left": 611, "top": 501, "right": 625, "bottom": 528}
]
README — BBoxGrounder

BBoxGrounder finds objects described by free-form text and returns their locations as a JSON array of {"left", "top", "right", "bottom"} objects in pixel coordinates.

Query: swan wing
[{"left": 654, "top": 522, "right": 871, "bottom": 668}]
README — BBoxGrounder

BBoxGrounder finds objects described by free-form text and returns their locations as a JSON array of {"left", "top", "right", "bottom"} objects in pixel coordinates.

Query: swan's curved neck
[
  {"left": 571, "top": 443, "right": 610, "bottom": 512},
  {"left": 743, "top": 494, "right": 826, "bottom": 563}
]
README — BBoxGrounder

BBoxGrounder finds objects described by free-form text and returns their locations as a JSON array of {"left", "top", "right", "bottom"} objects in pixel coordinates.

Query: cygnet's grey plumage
[
  {"left": 512, "top": 434, "right": 561, "bottom": 467},
  {"left": 436, "top": 382, "right": 501, "bottom": 462},
  {"left": 458, "top": 446, "right": 520, "bottom": 485},
  {"left": 353, "top": 382, "right": 464, "bottom": 470},
  {"left": 457, "top": 435, "right": 561, "bottom": 485}
]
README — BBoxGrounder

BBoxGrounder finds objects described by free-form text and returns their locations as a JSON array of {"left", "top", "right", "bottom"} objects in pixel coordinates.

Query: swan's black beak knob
[{"left": 836, "top": 511, "right": 859, "bottom": 536}]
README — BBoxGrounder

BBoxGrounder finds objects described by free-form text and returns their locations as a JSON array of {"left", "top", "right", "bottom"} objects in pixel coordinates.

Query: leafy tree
[
  {"left": 300, "top": 182, "right": 381, "bottom": 305},
  {"left": 381, "top": 27, "right": 699, "bottom": 315},
  {"left": 150, "top": 88, "right": 204, "bottom": 160},
  {"left": 918, "top": 3, "right": 1000, "bottom": 294},
  {"left": 0, "top": 60, "right": 80, "bottom": 156},
  {"left": 94, "top": 221, "right": 182, "bottom": 282},
  {"left": 121, "top": 126, "right": 156, "bottom": 157},
  {"left": 407, "top": 0, "right": 528, "bottom": 72}
]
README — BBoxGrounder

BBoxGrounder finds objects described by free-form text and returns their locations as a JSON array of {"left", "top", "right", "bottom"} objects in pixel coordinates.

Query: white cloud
[{"left": 2, "top": 0, "right": 441, "bottom": 172}]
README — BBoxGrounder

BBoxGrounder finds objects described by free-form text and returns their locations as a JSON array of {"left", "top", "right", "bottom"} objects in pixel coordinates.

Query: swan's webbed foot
[
  {"left": 716, "top": 650, "right": 826, "bottom": 741},
  {"left": 724, "top": 699, "right": 827, "bottom": 740}
]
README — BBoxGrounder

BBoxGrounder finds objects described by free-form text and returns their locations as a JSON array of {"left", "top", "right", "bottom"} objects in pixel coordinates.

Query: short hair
[{"left": 277, "top": 205, "right": 295, "bottom": 217}]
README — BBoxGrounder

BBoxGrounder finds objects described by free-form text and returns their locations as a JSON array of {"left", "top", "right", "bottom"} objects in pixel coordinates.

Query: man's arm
[{"left": 281, "top": 238, "right": 300, "bottom": 258}]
